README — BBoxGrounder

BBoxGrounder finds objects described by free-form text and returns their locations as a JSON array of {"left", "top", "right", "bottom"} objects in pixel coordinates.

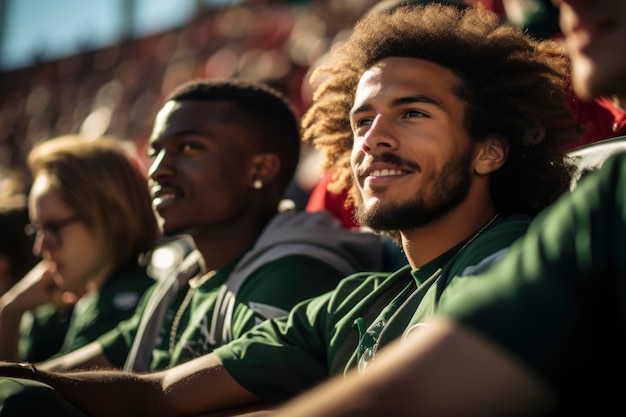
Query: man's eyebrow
[
  {"left": 393, "top": 95, "right": 443, "bottom": 109},
  {"left": 350, "top": 94, "right": 445, "bottom": 118},
  {"left": 157, "top": 128, "right": 204, "bottom": 138}
]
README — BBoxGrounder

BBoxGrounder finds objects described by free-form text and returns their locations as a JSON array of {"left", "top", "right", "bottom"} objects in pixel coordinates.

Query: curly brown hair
[{"left": 302, "top": 3, "right": 581, "bottom": 217}]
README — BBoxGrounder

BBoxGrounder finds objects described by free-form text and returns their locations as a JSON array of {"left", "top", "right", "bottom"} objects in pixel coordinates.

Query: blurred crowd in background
[
  {"left": 0, "top": 0, "right": 392, "bottom": 205},
  {"left": 0, "top": 0, "right": 521, "bottom": 206}
]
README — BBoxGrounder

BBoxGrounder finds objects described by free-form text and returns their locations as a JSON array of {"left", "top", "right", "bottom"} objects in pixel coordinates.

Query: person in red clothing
[{"left": 568, "top": 93, "right": 626, "bottom": 148}]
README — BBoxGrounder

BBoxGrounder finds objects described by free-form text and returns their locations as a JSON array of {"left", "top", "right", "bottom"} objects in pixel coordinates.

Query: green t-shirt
[
  {"left": 99, "top": 254, "right": 349, "bottom": 371},
  {"left": 19, "top": 264, "right": 154, "bottom": 362},
  {"left": 437, "top": 153, "right": 626, "bottom": 414},
  {"left": 214, "top": 213, "right": 532, "bottom": 401}
]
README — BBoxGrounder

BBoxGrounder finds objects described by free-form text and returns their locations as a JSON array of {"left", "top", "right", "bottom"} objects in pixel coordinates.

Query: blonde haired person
[{"left": 0, "top": 135, "right": 159, "bottom": 363}]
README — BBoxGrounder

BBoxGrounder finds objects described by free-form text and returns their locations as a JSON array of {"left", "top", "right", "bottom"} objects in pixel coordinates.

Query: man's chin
[{"left": 160, "top": 224, "right": 188, "bottom": 237}]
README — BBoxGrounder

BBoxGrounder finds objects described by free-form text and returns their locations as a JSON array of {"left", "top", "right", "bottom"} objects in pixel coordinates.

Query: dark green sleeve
[
  {"left": 229, "top": 255, "right": 349, "bottom": 340},
  {"left": 20, "top": 305, "right": 72, "bottom": 362},
  {"left": 215, "top": 292, "right": 335, "bottom": 401},
  {"left": 96, "top": 282, "right": 158, "bottom": 367},
  {"left": 56, "top": 270, "right": 155, "bottom": 356},
  {"left": 215, "top": 270, "right": 397, "bottom": 401},
  {"left": 438, "top": 153, "right": 626, "bottom": 384},
  {"left": 25, "top": 268, "right": 155, "bottom": 363}
]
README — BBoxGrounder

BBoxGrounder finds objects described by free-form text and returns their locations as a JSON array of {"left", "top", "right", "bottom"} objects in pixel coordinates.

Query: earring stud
[{"left": 253, "top": 179, "right": 263, "bottom": 190}]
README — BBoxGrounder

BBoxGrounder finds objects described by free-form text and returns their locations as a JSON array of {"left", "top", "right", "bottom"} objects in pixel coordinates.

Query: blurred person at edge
[
  {"left": 498, "top": 0, "right": 626, "bottom": 148},
  {"left": 0, "top": 135, "right": 159, "bottom": 363}
]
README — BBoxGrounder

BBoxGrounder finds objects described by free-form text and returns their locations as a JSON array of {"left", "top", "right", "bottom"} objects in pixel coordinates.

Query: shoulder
[
  {"left": 446, "top": 214, "right": 533, "bottom": 279},
  {"left": 470, "top": 214, "right": 533, "bottom": 253},
  {"left": 100, "top": 265, "right": 155, "bottom": 297},
  {"left": 327, "top": 267, "right": 407, "bottom": 305}
]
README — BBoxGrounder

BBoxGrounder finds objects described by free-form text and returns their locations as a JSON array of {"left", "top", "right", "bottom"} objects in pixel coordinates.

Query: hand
[{"left": 0, "top": 261, "right": 81, "bottom": 317}]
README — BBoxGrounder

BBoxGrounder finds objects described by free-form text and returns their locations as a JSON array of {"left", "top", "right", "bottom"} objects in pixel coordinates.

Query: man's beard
[{"left": 356, "top": 148, "right": 474, "bottom": 232}]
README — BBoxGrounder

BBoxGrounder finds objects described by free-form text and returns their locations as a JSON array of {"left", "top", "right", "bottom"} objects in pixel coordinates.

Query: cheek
[
  {"left": 350, "top": 146, "right": 364, "bottom": 172},
  {"left": 60, "top": 233, "right": 107, "bottom": 287}
]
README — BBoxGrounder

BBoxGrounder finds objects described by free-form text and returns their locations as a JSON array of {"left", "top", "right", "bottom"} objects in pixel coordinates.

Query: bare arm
[
  {"left": 37, "top": 341, "right": 112, "bottom": 371},
  {"left": 271, "top": 316, "right": 556, "bottom": 417},
  {"left": 0, "top": 262, "right": 59, "bottom": 361},
  {"left": 1, "top": 353, "right": 261, "bottom": 417},
  {"left": 0, "top": 296, "right": 22, "bottom": 361}
]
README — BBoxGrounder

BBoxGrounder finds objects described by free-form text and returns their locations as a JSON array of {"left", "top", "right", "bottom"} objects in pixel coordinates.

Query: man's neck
[{"left": 401, "top": 209, "right": 499, "bottom": 269}]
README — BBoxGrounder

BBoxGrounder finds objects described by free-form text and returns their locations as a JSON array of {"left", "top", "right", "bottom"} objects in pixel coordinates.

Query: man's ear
[
  {"left": 249, "top": 153, "right": 281, "bottom": 188},
  {"left": 474, "top": 136, "right": 509, "bottom": 175}
]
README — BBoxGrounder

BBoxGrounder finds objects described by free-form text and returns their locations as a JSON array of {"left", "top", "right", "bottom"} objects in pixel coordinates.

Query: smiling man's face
[
  {"left": 349, "top": 57, "right": 475, "bottom": 231},
  {"left": 147, "top": 100, "right": 256, "bottom": 237}
]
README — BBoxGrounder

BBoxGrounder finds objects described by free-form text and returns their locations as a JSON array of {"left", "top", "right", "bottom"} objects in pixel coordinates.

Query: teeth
[
  {"left": 153, "top": 194, "right": 177, "bottom": 204},
  {"left": 371, "top": 169, "right": 405, "bottom": 177},
  {"left": 161, "top": 194, "right": 177, "bottom": 201}
]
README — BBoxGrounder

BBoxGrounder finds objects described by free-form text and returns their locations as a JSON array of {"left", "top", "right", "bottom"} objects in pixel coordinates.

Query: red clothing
[
  {"left": 566, "top": 95, "right": 626, "bottom": 150},
  {"left": 305, "top": 168, "right": 359, "bottom": 230}
]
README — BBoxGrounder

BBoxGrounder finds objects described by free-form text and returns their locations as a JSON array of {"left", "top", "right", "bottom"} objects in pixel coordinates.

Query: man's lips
[
  {"left": 362, "top": 166, "right": 410, "bottom": 187},
  {"left": 368, "top": 168, "right": 408, "bottom": 177},
  {"left": 151, "top": 185, "right": 183, "bottom": 208}
]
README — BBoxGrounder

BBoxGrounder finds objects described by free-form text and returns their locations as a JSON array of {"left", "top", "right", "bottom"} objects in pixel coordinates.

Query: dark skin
[
  {"left": 148, "top": 99, "right": 281, "bottom": 272},
  {"left": 36, "top": 99, "right": 282, "bottom": 373}
]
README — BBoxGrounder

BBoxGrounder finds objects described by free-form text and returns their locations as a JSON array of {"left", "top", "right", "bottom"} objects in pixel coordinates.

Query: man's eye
[
  {"left": 405, "top": 109, "right": 427, "bottom": 118},
  {"left": 180, "top": 143, "right": 199, "bottom": 153},
  {"left": 354, "top": 118, "right": 373, "bottom": 128}
]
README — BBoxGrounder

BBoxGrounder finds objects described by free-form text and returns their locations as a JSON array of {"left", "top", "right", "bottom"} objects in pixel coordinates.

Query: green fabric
[
  {"left": 437, "top": 153, "right": 626, "bottom": 413},
  {"left": 19, "top": 306, "right": 71, "bottom": 362},
  {"left": 0, "top": 378, "right": 88, "bottom": 416},
  {"left": 214, "top": 214, "right": 532, "bottom": 401},
  {"left": 99, "top": 254, "right": 349, "bottom": 371},
  {"left": 18, "top": 265, "right": 154, "bottom": 362},
  {"left": 101, "top": 210, "right": 393, "bottom": 372}
]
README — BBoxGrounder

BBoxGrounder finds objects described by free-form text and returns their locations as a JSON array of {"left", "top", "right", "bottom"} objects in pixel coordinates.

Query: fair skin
[
  {"left": 0, "top": 175, "right": 112, "bottom": 362},
  {"left": 0, "top": 57, "right": 511, "bottom": 416},
  {"left": 556, "top": 0, "right": 626, "bottom": 100},
  {"left": 268, "top": 1, "right": 626, "bottom": 416}
]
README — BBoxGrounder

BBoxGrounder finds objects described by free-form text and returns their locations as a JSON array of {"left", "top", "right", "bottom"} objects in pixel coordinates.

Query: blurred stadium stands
[{"left": 0, "top": 0, "right": 381, "bottom": 204}]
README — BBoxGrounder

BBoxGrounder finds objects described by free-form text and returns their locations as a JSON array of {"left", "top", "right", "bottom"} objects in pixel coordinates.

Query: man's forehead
[
  {"left": 151, "top": 100, "right": 235, "bottom": 134},
  {"left": 353, "top": 58, "right": 453, "bottom": 104},
  {"left": 154, "top": 101, "right": 179, "bottom": 129}
]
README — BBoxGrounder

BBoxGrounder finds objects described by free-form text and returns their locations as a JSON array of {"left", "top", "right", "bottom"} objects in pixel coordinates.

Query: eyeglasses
[{"left": 24, "top": 215, "right": 81, "bottom": 248}]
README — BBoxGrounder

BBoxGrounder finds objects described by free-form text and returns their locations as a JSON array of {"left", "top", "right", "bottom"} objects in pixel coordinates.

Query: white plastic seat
[{"left": 566, "top": 135, "right": 626, "bottom": 190}]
